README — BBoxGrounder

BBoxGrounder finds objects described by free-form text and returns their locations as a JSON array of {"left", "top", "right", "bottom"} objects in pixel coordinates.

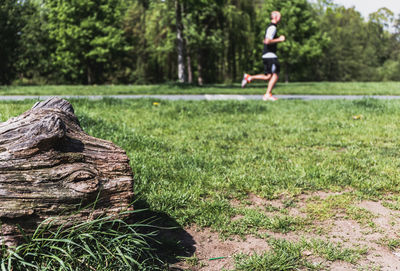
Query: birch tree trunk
[{"left": 176, "top": 0, "right": 186, "bottom": 83}]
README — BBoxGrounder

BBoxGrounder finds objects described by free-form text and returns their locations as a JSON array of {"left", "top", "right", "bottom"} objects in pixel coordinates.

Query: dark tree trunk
[
  {"left": 182, "top": 4, "right": 191, "bottom": 84},
  {"left": 284, "top": 62, "right": 289, "bottom": 83},
  {"left": 0, "top": 98, "right": 134, "bottom": 247},
  {"left": 187, "top": 52, "right": 193, "bottom": 84},
  {"left": 87, "top": 65, "right": 94, "bottom": 85},
  {"left": 229, "top": 33, "right": 237, "bottom": 81},
  {"left": 197, "top": 50, "right": 203, "bottom": 86}
]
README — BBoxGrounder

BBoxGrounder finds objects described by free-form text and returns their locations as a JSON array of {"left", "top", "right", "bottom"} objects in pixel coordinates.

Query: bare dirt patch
[
  {"left": 230, "top": 193, "right": 283, "bottom": 210},
  {"left": 174, "top": 226, "right": 268, "bottom": 271},
  {"left": 357, "top": 200, "right": 400, "bottom": 238},
  {"left": 173, "top": 192, "right": 400, "bottom": 270}
]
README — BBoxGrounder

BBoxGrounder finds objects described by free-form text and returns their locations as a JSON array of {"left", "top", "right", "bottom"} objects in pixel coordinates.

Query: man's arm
[{"left": 264, "top": 35, "right": 285, "bottom": 45}]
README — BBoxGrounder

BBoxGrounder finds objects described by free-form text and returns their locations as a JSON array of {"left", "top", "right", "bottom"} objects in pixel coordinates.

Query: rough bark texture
[{"left": 0, "top": 98, "right": 134, "bottom": 246}]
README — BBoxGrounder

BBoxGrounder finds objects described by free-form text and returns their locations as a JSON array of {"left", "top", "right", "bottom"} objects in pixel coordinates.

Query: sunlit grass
[
  {"left": 1, "top": 97, "right": 400, "bottom": 269},
  {"left": 233, "top": 238, "right": 367, "bottom": 270},
  {"left": 72, "top": 98, "right": 400, "bottom": 231},
  {"left": 1, "top": 82, "right": 400, "bottom": 95},
  {"left": 1, "top": 98, "right": 400, "bottom": 230}
]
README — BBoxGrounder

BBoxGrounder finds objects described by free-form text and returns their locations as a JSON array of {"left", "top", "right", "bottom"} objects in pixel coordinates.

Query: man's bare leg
[
  {"left": 263, "top": 73, "right": 278, "bottom": 101},
  {"left": 249, "top": 74, "right": 272, "bottom": 82},
  {"left": 242, "top": 73, "right": 271, "bottom": 87}
]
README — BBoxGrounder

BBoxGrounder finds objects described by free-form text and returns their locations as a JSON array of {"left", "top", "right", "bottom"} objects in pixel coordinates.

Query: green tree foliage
[
  {"left": 0, "top": 1, "right": 24, "bottom": 84},
  {"left": 123, "top": 0, "right": 256, "bottom": 84},
  {"left": 45, "top": 0, "right": 131, "bottom": 84},
  {"left": 378, "top": 13, "right": 400, "bottom": 81},
  {"left": 123, "top": 0, "right": 152, "bottom": 83},
  {"left": 144, "top": 0, "right": 176, "bottom": 82},
  {"left": 317, "top": 7, "right": 368, "bottom": 81},
  {"left": 123, "top": 0, "right": 177, "bottom": 83},
  {"left": 15, "top": 0, "right": 56, "bottom": 84},
  {"left": 183, "top": 0, "right": 225, "bottom": 83},
  {"left": 261, "top": 0, "right": 329, "bottom": 82},
  {"left": 2, "top": 0, "right": 400, "bottom": 84},
  {"left": 222, "top": 0, "right": 257, "bottom": 81},
  {"left": 180, "top": 0, "right": 258, "bottom": 83},
  {"left": 315, "top": 5, "right": 395, "bottom": 81}
]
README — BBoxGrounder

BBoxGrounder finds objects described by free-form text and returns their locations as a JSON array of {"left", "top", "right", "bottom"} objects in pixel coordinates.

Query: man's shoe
[
  {"left": 241, "top": 73, "right": 251, "bottom": 88},
  {"left": 263, "top": 94, "right": 278, "bottom": 101}
]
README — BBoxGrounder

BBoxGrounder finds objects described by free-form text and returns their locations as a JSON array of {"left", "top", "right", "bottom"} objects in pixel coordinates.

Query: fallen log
[{"left": 0, "top": 98, "right": 134, "bottom": 246}]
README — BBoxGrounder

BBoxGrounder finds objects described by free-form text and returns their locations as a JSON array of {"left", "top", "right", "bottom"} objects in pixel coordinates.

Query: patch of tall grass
[{"left": 1, "top": 209, "right": 165, "bottom": 271}]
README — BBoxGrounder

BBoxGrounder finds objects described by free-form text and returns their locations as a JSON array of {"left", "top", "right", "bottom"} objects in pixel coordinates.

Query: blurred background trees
[
  {"left": 1, "top": 0, "right": 399, "bottom": 85},
  {"left": 0, "top": 0, "right": 24, "bottom": 84}
]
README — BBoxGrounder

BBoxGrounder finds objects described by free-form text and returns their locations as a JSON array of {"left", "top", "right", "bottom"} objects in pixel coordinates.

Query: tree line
[{"left": 1, "top": 0, "right": 400, "bottom": 85}]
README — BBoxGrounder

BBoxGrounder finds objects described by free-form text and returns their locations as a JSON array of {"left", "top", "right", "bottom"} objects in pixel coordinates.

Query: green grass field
[
  {"left": 1, "top": 97, "right": 400, "bottom": 270},
  {"left": 1, "top": 81, "right": 400, "bottom": 95}
]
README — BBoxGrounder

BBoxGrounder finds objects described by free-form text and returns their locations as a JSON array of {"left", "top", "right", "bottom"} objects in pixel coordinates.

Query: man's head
[{"left": 271, "top": 11, "right": 281, "bottom": 24}]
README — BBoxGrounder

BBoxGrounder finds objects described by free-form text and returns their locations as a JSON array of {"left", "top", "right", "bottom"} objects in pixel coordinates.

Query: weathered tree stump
[{"left": 0, "top": 98, "right": 134, "bottom": 246}]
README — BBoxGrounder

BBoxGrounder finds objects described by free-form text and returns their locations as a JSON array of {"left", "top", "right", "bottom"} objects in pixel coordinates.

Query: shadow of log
[
  {"left": 76, "top": 109, "right": 197, "bottom": 269},
  {"left": 128, "top": 199, "right": 196, "bottom": 269}
]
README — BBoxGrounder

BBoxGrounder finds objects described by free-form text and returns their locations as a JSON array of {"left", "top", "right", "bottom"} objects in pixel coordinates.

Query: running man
[{"left": 241, "top": 11, "right": 285, "bottom": 101}]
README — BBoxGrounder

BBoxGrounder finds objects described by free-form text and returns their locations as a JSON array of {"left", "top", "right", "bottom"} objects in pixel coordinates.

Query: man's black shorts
[{"left": 263, "top": 58, "right": 280, "bottom": 75}]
